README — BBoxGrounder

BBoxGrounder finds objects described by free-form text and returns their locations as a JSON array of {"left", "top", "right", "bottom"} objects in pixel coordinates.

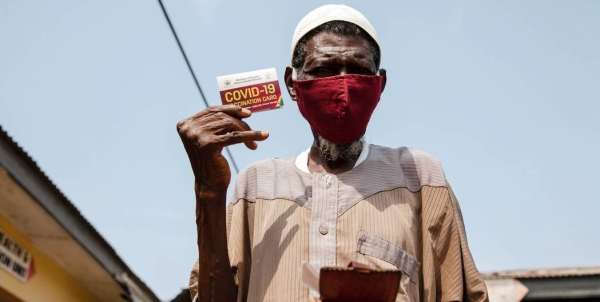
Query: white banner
[{"left": 0, "top": 228, "right": 34, "bottom": 283}]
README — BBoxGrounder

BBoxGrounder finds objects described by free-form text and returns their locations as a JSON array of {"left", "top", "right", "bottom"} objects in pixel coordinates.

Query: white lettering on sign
[{"left": 0, "top": 228, "right": 34, "bottom": 282}]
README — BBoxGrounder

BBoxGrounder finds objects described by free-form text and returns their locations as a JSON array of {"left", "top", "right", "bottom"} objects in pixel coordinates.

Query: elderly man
[{"left": 178, "top": 4, "right": 488, "bottom": 302}]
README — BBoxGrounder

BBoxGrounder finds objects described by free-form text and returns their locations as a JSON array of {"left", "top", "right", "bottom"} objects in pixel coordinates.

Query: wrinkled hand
[{"left": 177, "top": 105, "right": 269, "bottom": 192}]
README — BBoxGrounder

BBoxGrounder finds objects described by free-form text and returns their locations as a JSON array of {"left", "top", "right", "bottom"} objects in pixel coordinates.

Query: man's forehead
[
  {"left": 312, "top": 46, "right": 367, "bottom": 52},
  {"left": 303, "top": 35, "right": 375, "bottom": 67},
  {"left": 306, "top": 33, "right": 372, "bottom": 54}
]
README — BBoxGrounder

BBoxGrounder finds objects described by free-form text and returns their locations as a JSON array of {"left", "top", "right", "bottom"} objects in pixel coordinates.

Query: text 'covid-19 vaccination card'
[{"left": 217, "top": 68, "right": 284, "bottom": 112}]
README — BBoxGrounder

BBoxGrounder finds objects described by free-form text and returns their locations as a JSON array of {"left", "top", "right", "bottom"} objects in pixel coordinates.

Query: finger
[
  {"left": 201, "top": 114, "right": 252, "bottom": 135},
  {"left": 179, "top": 106, "right": 251, "bottom": 132},
  {"left": 244, "top": 141, "right": 258, "bottom": 150},
  {"left": 208, "top": 105, "right": 252, "bottom": 119},
  {"left": 222, "top": 114, "right": 252, "bottom": 134},
  {"left": 221, "top": 130, "right": 269, "bottom": 146}
]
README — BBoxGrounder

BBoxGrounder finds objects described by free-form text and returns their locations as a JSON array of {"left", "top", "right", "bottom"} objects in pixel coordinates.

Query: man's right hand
[
  {"left": 177, "top": 105, "right": 268, "bottom": 302},
  {"left": 176, "top": 105, "right": 269, "bottom": 192}
]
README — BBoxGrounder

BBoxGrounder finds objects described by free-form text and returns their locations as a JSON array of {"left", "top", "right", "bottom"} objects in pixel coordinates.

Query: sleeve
[
  {"left": 420, "top": 183, "right": 489, "bottom": 302},
  {"left": 188, "top": 200, "right": 254, "bottom": 302}
]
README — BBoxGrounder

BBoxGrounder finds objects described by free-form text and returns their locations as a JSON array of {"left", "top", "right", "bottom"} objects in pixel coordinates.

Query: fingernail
[
  {"left": 261, "top": 131, "right": 270, "bottom": 137},
  {"left": 241, "top": 108, "right": 251, "bottom": 115}
]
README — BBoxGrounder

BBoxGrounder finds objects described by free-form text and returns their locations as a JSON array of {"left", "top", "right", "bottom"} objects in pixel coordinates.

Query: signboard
[
  {"left": 0, "top": 228, "right": 35, "bottom": 282},
  {"left": 485, "top": 279, "right": 528, "bottom": 302}
]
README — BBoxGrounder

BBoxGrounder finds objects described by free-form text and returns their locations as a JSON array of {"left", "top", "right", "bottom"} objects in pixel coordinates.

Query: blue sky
[{"left": 1, "top": 0, "right": 599, "bottom": 300}]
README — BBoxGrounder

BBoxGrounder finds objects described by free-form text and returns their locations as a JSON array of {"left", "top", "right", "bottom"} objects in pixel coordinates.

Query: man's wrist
[{"left": 194, "top": 181, "right": 228, "bottom": 197}]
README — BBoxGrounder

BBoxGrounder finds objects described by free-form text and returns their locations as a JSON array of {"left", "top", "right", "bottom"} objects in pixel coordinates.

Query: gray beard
[{"left": 317, "top": 136, "right": 365, "bottom": 162}]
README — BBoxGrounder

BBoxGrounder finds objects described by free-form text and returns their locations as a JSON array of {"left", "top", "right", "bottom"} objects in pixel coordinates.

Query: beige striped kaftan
[{"left": 189, "top": 145, "right": 489, "bottom": 302}]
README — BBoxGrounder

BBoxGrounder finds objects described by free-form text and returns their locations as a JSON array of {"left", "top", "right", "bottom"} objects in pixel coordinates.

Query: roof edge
[
  {"left": 482, "top": 265, "right": 600, "bottom": 280},
  {"left": 0, "top": 125, "right": 160, "bottom": 302}
]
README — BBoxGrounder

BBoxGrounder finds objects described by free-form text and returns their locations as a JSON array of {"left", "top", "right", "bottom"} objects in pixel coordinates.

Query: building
[
  {"left": 483, "top": 266, "right": 600, "bottom": 302},
  {"left": 0, "top": 125, "right": 160, "bottom": 302}
]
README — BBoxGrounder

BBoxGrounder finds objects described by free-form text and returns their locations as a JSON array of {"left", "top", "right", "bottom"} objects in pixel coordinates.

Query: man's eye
[
  {"left": 313, "top": 67, "right": 332, "bottom": 74},
  {"left": 355, "top": 68, "right": 372, "bottom": 74}
]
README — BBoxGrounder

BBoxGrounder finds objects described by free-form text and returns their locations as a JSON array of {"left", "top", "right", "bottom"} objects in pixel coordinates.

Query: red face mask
[{"left": 293, "top": 74, "right": 383, "bottom": 145}]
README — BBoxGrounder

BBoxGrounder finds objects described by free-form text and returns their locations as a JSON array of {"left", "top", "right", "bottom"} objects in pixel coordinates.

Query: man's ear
[
  {"left": 379, "top": 68, "right": 387, "bottom": 93},
  {"left": 284, "top": 66, "right": 297, "bottom": 101}
]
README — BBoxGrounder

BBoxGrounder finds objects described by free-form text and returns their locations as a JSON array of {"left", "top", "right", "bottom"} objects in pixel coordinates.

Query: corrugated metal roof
[
  {"left": 0, "top": 125, "right": 160, "bottom": 302},
  {"left": 482, "top": 266, "right": 600, "bottom": 280}
]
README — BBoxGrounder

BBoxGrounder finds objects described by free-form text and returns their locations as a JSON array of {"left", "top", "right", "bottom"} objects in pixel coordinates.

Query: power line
[{"left": 156, "top": 0, "right": 240, "bottom": 174}]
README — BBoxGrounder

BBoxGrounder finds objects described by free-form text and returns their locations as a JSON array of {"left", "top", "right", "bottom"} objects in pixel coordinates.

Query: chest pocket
[{"left": 356, "top": 230, "right": 421, "bottom": 283}]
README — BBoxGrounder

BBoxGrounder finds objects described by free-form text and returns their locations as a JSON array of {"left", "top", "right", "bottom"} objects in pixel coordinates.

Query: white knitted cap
[{"left": 290, "top": 4, "right": 380, "bottom": 65}]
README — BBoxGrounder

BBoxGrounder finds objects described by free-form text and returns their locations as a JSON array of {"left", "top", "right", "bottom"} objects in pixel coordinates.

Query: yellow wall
[{"left": 0, "top": 215, "right": 101, "bottom": 302}]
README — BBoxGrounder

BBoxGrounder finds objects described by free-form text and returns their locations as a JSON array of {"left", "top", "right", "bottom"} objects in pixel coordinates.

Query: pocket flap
[{"left": 356, "top": 230, "right": 421, "bottom": 283}]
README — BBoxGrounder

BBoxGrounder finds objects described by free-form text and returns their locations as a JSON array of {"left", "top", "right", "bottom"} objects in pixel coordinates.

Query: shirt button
[{"left": 319, "top": 225, "right": 328, "bottom": 235}]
